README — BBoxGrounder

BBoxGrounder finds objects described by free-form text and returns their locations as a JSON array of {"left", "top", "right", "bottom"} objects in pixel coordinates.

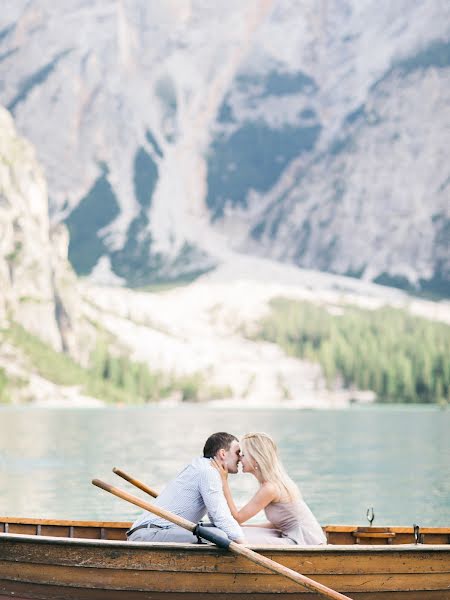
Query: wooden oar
[
  {"left": 92, "top": 478, "right": 353, "bottom": 600},
  {"left": 112, "top": 467, "right": 158, "bottom": 498}
]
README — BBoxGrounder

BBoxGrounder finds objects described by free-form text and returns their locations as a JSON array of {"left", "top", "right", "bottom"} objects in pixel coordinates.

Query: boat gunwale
[
  {"left": 1, "top": 532, "right": 449, "bottom": 554},
  {"left": 0, "top": 517, "right": 129, "bottom": 528},
  {"left": 1, "top": 517, "right": 449, "bottom": 535}
]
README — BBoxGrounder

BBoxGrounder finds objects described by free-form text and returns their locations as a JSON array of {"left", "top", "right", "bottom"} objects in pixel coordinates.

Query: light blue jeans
[{"left": 127, "top": 523, "right": 229, "bottom": 544}]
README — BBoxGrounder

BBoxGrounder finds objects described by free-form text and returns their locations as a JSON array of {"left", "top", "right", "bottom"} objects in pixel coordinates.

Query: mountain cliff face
[
  {"left": 0, "top": 105, "right": 85, "bottom": 357},
  {"left": 1, "top": 1, "right": 449, "bottom": 293},
  {"left": 1, "top": 103, "right": 449, "bottom": 407}
]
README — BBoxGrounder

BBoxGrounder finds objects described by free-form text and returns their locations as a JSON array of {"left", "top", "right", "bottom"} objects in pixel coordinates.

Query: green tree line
[
  {"left": 0, "top": 367, "right": 8, "bottom": 403},
  {"left": 2, "top": 324, "right": 227, "bottom": 404},
  {"left": 257, "top": 298, "right": 450, "bottom": 404},
  {"left": 89, "top": 342, "right": 210, "bottom": 402}
]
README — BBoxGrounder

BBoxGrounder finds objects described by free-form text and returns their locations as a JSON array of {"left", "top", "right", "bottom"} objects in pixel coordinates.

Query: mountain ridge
[
  {"left": 0, "top": 0, "right": 449, "bottom": 294},
  {"left": 1, "top": 100, "right": 450, "bottom": 407}
]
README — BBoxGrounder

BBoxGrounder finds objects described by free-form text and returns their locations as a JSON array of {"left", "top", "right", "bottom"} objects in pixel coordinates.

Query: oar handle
[
  {"left": 113, "top": 467, "right": 159, "bottom": 498},
  {"left": 92, "top": 478, "right": 353, "bottom": 600}
]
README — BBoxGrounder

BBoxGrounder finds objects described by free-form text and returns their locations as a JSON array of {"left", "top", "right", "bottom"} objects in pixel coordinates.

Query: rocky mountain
[
  {"left": 0, "top": 105, "right": 86, "bottom": 357},
  {"left": 0, "top": 0, "right": 449, "bottom": 294},
  {"left": 1, "top": 102, "right": 449, "bottom": 407},
  {"left": 0, "top": 105, "right": 354, "bottom": 406}
]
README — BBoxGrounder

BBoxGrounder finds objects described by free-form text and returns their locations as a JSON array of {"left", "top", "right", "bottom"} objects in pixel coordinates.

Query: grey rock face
[
  {"left": 231, "top": 47, "right": 450, "bottom": 293},
  {"left": 0, "top": 105, "right": 85, "bottom": 357},
  {"left": 0, "top": 1, "right": 449, "bottom": 293}
]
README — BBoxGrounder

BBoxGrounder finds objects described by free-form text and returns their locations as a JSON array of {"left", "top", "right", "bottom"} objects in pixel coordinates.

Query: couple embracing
[{"left": 127, "top": 431, "right": 326, "bottom": 546}]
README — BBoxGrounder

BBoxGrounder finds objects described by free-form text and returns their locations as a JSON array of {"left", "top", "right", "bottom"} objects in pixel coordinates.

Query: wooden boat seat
[{"left": 352, "top": 528, "right": 396, "bottom": 544}]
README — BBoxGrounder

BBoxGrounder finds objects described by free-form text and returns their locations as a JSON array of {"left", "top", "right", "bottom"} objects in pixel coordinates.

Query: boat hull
[{"left": 1, "top": 532, "right": 449, "bottom": 599}]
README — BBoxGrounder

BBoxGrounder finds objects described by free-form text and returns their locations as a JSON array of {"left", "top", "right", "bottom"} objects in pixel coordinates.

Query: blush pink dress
[{"left": 243, "top": 498, "right": 326, "bottom": 546}]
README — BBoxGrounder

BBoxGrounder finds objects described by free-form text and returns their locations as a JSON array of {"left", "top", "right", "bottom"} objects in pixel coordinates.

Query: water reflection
[{"left": 0, "top": 405, "right": 448, "bottom": 526}]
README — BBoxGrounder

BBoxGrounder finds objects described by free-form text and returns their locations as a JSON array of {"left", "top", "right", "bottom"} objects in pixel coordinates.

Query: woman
[{"left": 213, "top": 432, "right": 326, "bottom": 545}]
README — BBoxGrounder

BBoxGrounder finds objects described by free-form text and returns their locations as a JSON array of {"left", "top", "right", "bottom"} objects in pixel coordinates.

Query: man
[{"left": 127, "top": 432, "right": 245, "bottom": 544}]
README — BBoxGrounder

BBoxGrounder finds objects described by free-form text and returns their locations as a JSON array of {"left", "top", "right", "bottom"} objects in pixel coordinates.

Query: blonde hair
[{"left": 241, "top": 432, "right": 299, "bottom": 502}]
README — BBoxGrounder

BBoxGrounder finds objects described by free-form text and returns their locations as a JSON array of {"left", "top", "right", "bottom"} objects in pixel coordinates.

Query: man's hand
[{"left": 211, "top": 457, "right": 229, "bottom": 483}]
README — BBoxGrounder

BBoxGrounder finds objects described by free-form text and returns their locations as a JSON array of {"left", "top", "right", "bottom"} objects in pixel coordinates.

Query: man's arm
[{"left": 199, "top": 465, "right": 245, "bottom": 543}]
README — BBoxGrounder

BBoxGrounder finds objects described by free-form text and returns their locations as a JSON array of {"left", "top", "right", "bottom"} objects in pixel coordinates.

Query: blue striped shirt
[{"left": 130, "top": 457, "right": 243, "bottom": 541}]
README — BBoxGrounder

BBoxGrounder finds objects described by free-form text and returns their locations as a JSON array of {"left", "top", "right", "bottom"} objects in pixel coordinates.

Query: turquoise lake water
[{"left": 0, "top": 404, "right": 448, "bottom": 527}]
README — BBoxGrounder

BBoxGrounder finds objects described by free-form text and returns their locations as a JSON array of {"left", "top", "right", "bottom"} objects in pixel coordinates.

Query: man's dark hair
[{"left": 203, "top": 432, "right": 238, "bottom": 458}]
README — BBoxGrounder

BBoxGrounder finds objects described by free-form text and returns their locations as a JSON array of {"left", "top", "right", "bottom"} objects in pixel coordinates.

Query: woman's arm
[
  {"left": 229, "top": 483, "right": 278, "bottom": 524},
  {"left": 211, "top": 459, "right": 278, "bottom": 524}
]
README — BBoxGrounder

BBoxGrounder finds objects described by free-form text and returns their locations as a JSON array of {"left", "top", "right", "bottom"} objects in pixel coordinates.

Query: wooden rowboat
[{"left": 0, "top": 517, "right": 449, "bottom": 599}]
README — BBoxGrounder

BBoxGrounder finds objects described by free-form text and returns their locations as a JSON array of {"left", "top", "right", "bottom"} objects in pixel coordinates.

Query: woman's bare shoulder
[{"left": 260, "top": 481, "right": 279, "bottom": 500}]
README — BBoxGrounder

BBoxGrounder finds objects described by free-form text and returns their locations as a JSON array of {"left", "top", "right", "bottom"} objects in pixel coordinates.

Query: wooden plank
[
  {"left": 324, "top": 526, "right": 450, "bottom": 534},
  {"left": 3, "top": 524, "right": 125, "bottom": 540},
  {"left": 266, "top": 550, "right": 450, "bottom": 576},
  {"left": 0, "top": 517, "right": 130, "bottom": 528},
  {"left": 352, "top": 533, "right": 396, "bottom": 538},
  {"left": 0, "top": 540, "right": 449, "bottom": 576},
  {"left": 422, "top": 535, "right": 450, "bottom": 545},
  {"left": 1, "top": 534, "right": 448, "bottom": 553},
  {"left": 327, "top": 531, "right": 356, "bottom": 545},
  {"left": 2, "top": 581, "right": 450, "bottom": 600},
  {"left": 4, "top": 524, "right": 37, "bottom": 536},
  {"left": 1, "top": 560, "right": 449, "bottom": 594},
  {"left": 102, "top": 528, "right": 126, "bottom": 541},
  {"left": 1, "top": 518, "right": 449, "bottom": 546},
  {"left": 2, "top": 533, "right": 449, "bottom": 558},
  {"left": 2, "top": 518, "right": 449, "bottom": 536}
]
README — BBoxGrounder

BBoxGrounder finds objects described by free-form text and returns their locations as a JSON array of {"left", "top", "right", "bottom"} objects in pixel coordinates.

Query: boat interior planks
[{"left": 1, "top": 518, "right": 449, "bottom": 545}]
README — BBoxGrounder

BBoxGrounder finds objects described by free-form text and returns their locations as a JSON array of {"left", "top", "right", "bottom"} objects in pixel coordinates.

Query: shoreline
[{"left": 0, "top": 401, "right": 444, "bottom": 411}]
